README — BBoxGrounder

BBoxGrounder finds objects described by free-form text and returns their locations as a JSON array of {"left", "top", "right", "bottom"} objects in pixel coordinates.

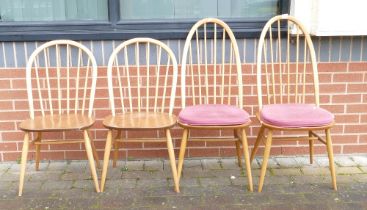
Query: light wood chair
[
  {"left": 177, "top": 18, "right": 253, "bottom": 192},
  {"left": 252, "top": 14, "right": 337, "bottom": 192},
  {"left": 100, "top": 38, "right": 180, "bottom": 192},
  {"left": 18, "top": 40, "right": 100, "bottom": 196}
]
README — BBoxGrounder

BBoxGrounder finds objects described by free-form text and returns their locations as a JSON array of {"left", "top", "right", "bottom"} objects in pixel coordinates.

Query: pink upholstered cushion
[
  {"left": 178, "top": 104, "right": 250, "bottom": 126},
  {"left": 260, "top": 104, "right": 334, "bottom": 128}
]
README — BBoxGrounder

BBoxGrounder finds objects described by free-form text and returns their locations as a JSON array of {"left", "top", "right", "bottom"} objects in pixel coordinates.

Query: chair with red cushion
[
  {"left": 177, "top": 18, "right": 253, "bottom": 192},
  {"left": 251, "top": 14, "right": 337, "bottom": 192}
]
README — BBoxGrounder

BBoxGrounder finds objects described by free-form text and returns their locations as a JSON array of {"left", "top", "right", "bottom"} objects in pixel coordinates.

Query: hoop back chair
[
  {"left": 252, "top": 14, "right": 337, "bottom": 192},
  {"left": 177, "top": 18, "right": 253, "bottom": 191},
  {"left": 100, "top": 38, "right": 180, "bottom": 192},
  {"left": 18, "top": 40, "right": 100, "bottom": 196}
]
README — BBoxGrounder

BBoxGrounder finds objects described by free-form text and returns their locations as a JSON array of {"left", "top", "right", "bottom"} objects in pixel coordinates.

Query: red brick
[
  {"left": 344, "top": 124, "right": 367, "bottom": 133},
  {"left": 343, "top": 144, "right": 367, "bottom": 153},
  {"left": 281, "top": 145, "right": 341, "bottom": 155},
  {"left": 347, "top": 84, "right": 367, "bottom": 93},
  {"left": 11, "top": 79, "right": 27, "bottom": 89},
  {"left": 359, "top": 135, "right": 367, "bottom": 143},
  {"left": 0, "top": 142, "right": 17, "bottom": 151},
  {"left": 49, "top": 143, "right": 82, "bottom": 151},
  {"left": 332, "top": 94, "right": 361, "bottom": 104},
  {"left": 2, "top": 131, "right": 24, "bottom": 141},
  {"left": 0, "top": 122, "right": 16, "bottom": 131},
  {"left": 0, "top": 80, "right": 11, "bottom": 89},
  {"left": 334, "top": 114, "right": 360, "bottom": 123},
  {"left": 319, "top": 84, "right": 346, "bottom": 94},
  {"left": 128, "top": 149, "right": 167, "bottom": 158},
  {"left": 206, "top": 141, "right": 236, "bottom": 147},
  {"left": 0, "top": 90, "right": 27, "bottom": 99},
  {"left": 188, "top": 148, "right": 219, "bottom": 157},
  {"left": 360, "top": 114, "right": 367, "bottom": 123},
  {"left": 0, "top": 101, "right": 13, "bottom": 110},
  {"left": 333, "top": 73, "right": 364, "bottom": 82},
  {"left": 332, "top": 134, "right": 358, "bottom": 144},
  {"left": 318, "top": 63, "right": 347, "bottom": 73},
  {"left": 321, "top": 104, "right": 345, "bottom": 113},
  {"left": 65, "top": 151, "right": 87, "bottom": 160},
  {"left": 0, "top": 69, "right": 24, "bottom": 78},
  {"left": 219, "top": 148, "right": 238, "bottom": 157},
  {"left": 346, "top": 104, "right": 367, "bottom": 113},
  {"left": 348, "top": 62, "right": 367, "bottom": 72}
]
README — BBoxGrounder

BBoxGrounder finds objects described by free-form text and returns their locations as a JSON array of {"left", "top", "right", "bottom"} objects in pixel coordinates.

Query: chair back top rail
[
  {"left": 181, "top": 18, "right": 243, "bottom": 108},
  {"left": 26, "top": 40, "right": 98, "bottom": 119},
  {"left": 256, "top": 14, "right": 319, "bottom": 110},
  {"left": 107, "top": 37, "right": 178, "bottom": 115}
]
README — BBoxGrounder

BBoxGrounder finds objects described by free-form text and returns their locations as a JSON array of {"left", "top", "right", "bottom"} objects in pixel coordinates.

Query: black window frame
[{"left": 0, "top": 0, "right": 290, "bottom": 41}]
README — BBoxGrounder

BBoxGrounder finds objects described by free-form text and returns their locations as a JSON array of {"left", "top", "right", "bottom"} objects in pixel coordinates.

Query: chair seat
[
  {"left": 260, "top": 104, "right": 334, "bottom": 128},
  {"left": 19, "top": 114, "right": 95, "bottom": 132},
  {"left": 178, "top": 104, "right": 250, "bottom": 126},
  {"left": 103, "top": 112, "right": 177, "bottom": 130}
]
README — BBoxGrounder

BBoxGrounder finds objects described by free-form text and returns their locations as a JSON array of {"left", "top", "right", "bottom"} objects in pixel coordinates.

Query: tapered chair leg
[
  {"left": 308, "top": 131, "right": 314, "bottom": 164},
  {"left": 177, "top": 129, "right": 189, "bottom": 181},
  {"left": 113, "top": 141, "right": 118, "bottom": 168},
  {"left": 113, "top": 130, "right": 120, "bottom": 168},
  {"left": 258, "top": 129, "right": 273, "bottom": 192},
  {"left": 240, "top": 128, "right": 253, "bottom": 192},
  {"left": 234, "top": 129, "right": 242, "bottom": 167},
  {"left": 88, "top": 131, "right": 101, "bottom": 169},
  {"left": 166, "top": 129, "right": 180, "bottom": 193},
  {"left": 18, "top": 132, "right": 30, "bottom": 196},
  {"left": 250, "top": 126, "right": 265, "bottom": 162},
  {"left": 101, "top": 130, "right": 113, "bottom": 192},
  {"left": 325, "top": 129, "right": 337, "bottom": 190},
  {"left": 83, "top": 130, "right": 100, "bottom": 193},
  {"left": 34, "top": 132, "right": 42, "bottom": 171}
]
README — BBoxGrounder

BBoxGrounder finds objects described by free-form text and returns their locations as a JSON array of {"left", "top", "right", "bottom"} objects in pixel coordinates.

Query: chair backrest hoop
[
  {"left": 181, "top": 18, "right": 243, "bottom": 108},
  {"left": 107, "top": 37, "right": 178, "bottom": 116},
  {"left": 26, "top": 40, "right": 98, "bottom": 119},
  {"left": 256, "top": 14, "right": 320, "bottom": 110}
]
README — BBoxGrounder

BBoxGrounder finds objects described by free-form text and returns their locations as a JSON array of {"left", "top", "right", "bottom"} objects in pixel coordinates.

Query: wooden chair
[
  {"left": 18, "top": 40, "right": 100, "bottom": 196},
  {"left": 252, "top": 14, "right": 337, "bottom": 192},
  {"left": 100, "top": 38, "right": 180, "bottom": 192},
  {"left": 177, "top": 18, "right": 253, "bottom": 192}
]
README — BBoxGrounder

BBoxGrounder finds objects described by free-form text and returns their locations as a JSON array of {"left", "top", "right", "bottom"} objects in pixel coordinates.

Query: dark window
[{"left": 0, "top": 0, "right": 289, "bottom": 41}]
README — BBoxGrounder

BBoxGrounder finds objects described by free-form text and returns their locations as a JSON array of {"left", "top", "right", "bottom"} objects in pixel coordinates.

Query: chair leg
[
  {"left": 113, "top": 130, "right": 120, "bottom": 168},
  {"left": 250, "top": 125, "right": 265, "bottom": 163},
  {"left": 19, "top": 132, "right": 30, "bottom": 196},
  {"left": 177, "top": 129, "right": 189, "bottom": 182},
  {"left": 35, "top": 132, "right": 42, "bottom": 171},
  {"left": 258, "top": 129, "right": 273, "bottom": 192},
  {"left": 240, "top": 128, "right": 253, "bottom": 192},
  {"left": 166, "top": 129, "right": 180, "bottom": 193},
  {"left": 113, "top": 141, "right": 119, "bottom": 168},
  {"left": 325, "top": 129, "right": 337, "bottom": 191},
  {"left": 88, "top": 131, "right": 101, "bottom": 169},
  {"left": 83, "top": 130, "right": 100, "bottom": 193},
  {"left": 308, "top": 131, "right": 314, "bottom": 164},
  {"left": 234, "top": 129, "right": 242, "bottom": 167},
  {"left": 101, "top": 130, "right": 113, "bottom": 192}
]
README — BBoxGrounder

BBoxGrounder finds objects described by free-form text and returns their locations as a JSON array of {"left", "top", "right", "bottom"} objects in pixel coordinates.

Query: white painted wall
[{"left": 291, "top": 0, "right": 367, "bottom": 36}]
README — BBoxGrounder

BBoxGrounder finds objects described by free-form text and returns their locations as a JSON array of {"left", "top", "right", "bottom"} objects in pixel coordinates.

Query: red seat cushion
[
  {"left": 178, "top": 104, "right": 250, "bottom": 126},
  {"left": 260, "top": 104, "right": 334, "bottom": 128}
]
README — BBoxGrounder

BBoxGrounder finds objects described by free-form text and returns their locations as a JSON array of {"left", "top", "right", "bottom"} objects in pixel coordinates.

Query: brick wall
[{"left": 0, "top": 37, "right": 367, "bottom": 161}]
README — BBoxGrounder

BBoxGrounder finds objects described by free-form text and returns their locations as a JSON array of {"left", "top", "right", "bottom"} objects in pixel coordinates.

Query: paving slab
[
  {"left": 351, "top": 156, "right": 367, "bottom": 166},
  {"left": 0, "top": 155, "right": 366, "bottom": 209}
]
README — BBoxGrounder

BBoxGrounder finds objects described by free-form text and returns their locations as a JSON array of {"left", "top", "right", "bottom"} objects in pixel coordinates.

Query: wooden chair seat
[
  {"left": 19, "top": 114, "right": 95, "bottom": 132},
  {"left": 103, "top": 112, "right": 176, "bottom": 130}
]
